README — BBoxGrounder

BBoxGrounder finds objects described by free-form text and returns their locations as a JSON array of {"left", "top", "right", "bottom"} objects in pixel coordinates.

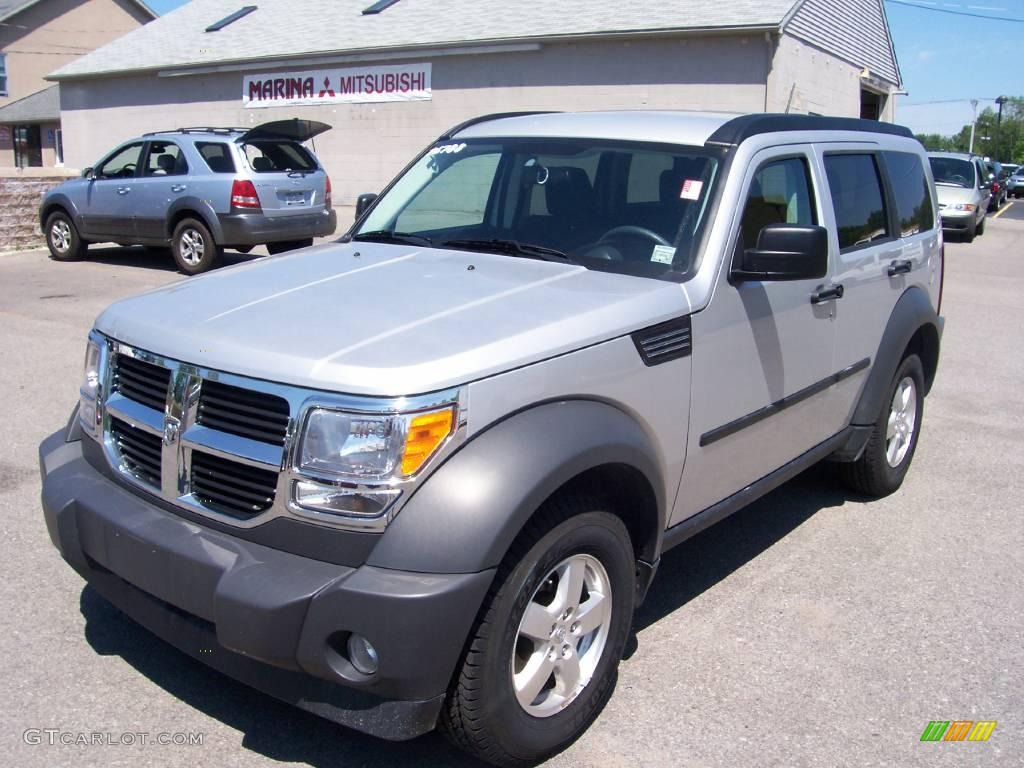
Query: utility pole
[
  {"left": 995, "top": 95, "right": 1008, "bottom": 158},
  {"left": 969, "top": 99, "right": 979, "bottom": 154}
]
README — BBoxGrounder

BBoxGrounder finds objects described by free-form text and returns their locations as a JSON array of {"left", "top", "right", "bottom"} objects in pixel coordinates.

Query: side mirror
[
  {"left": 82, "top": 167, "right": 94, "bottom": 179},
  {"left": 732, "top": 224, "right": 828, "bottom": 282},
  {"left": 355, "top": 192, "right": 377, "bottom": 221}
]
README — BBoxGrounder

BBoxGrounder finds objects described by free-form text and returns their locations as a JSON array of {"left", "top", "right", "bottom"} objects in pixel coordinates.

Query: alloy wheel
[{"left": 886, "top": 376, "right": 917, "bottom": 467}]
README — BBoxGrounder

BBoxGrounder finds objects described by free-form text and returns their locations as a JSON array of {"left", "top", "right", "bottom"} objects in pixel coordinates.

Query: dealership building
[{"left": 48, "top": 0, "right": 903, "bottom": 217}]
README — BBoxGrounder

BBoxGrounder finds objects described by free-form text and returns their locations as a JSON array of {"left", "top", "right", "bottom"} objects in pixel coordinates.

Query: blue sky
[{"left": 146, "top": 0, "right": 1020, "bottom": 137}]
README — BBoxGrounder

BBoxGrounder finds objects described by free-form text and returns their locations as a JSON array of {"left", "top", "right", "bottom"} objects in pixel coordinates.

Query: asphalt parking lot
[{"left": 1, "top": 219, "right": 1021, "bottom": 768}]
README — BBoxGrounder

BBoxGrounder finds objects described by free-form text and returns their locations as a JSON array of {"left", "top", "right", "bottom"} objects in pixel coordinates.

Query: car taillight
[
  {"left": 230, "top": 179, "right": 261, "bottom": 211},
  {"left": 325, "top": 176, "right": 332, "bottom": 209}
]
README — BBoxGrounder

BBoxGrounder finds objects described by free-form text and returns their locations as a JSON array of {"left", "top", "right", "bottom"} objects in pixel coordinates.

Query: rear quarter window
[
  {"left": 883, "top": 152, "right": 935, "bottom": 237},
  {"left": 824, "top": 153, "right": 891, "bottom": 251},
  {"left": 196, "top": 142, "right": 236, "bottom": 173}
]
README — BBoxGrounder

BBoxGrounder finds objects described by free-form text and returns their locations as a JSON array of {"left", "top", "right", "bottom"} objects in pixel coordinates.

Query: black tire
[
  {"left": 44, "top": 210, "right": 87, "bottom": 261},
  {"left": 841, "top": 354, "right": 925, "bottom": 498},
  {"left": 267, "top": 238, "right": 314, "bottom": 255},
  {"left": 171, "top": 218, "right": 222, "bottom": 275},
  {"left": 441, "top": 498, "right": 635, "bottom": 767},
  {"left": 977, "top": 215, "right": 986, "bottom": 236},
  {"left": 963, "top": 220, "right": 976, "bottom": 243}
]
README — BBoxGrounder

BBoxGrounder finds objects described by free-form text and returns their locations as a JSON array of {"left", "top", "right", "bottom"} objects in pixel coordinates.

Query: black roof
[{"left": 707, "top": 114, "right": 915, "bottom": 147}]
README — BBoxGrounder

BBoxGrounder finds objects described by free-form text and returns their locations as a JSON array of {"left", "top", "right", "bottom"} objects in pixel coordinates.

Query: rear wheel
[
  {"left": 267, "top": 238, "right": 314, "bottom": 255},
  {"left": 45, "top": 210, "right": 86, "bottom": 261},
  {"left": 841, "top": 354, "right": 925, "bottom": 497},
  {"left": 442, "top": 500, "right": 635, "bottom": 767},
  {"left": 172, "top": 218, "right": 222, "bottom": 275}
]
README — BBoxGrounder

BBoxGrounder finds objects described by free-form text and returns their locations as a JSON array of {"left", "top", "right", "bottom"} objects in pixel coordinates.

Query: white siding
[{"left": 784, "top": 0, "right": 899, "bottom": 85}]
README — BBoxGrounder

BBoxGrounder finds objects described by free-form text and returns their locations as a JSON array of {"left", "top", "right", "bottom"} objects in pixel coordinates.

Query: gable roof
[
  {"left": 0, "top": 0, "right": 156, "bottom": 24},
  {"left": 0, "top": 83, "right": 59, "bottom": 122},
  {"left": 48, "top": 0, "right": 802, "bottom": 81}
]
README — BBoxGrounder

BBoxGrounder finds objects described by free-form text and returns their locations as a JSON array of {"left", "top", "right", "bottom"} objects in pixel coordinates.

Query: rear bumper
[
  {"left": 39, "top": 430, "right": 493, "bottom": 740},
  {"left": 216, "top": 209, "right": 337, "bottom": 245}
]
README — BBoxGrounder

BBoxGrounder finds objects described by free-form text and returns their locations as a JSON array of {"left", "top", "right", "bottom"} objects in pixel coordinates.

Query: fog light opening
[{"left": 347, "top": 633, "right": 379, "bottom": 676}]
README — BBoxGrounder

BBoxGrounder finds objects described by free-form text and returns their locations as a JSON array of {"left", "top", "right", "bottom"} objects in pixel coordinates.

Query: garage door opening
[{"left": 860, "top": 89, "right": 883, "bottom": 121}]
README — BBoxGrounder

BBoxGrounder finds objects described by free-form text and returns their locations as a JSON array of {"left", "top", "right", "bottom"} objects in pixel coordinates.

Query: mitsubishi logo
[{"left": 163, "top": 415, "right": 181, "bottom": 446}]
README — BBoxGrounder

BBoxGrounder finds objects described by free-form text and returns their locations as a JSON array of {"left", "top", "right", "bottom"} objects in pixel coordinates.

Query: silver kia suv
[{"left": 39, "top": 119, "right": 337, "bottom": 274}]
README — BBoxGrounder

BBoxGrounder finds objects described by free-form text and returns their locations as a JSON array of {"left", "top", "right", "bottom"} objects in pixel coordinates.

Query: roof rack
[
  {"left": 439, "top": 111, "right": 561, "bottom": 140},
  {"left": 706, "top": 114, "right": 914, "bottom": 147},
  {"left": 143, "top": 127, "right": 248, "bottom": 136}
]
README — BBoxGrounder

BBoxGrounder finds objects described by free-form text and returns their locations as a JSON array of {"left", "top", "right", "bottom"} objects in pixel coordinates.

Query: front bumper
[
  {"left": 39, "top": 429, "right": 493, "bottom": 740},
  {"left": 939, "top": 211, "right": 975, "bottom": 231},
  {"left": 216, "top": 209, "right": 337, "bottom": 245}
]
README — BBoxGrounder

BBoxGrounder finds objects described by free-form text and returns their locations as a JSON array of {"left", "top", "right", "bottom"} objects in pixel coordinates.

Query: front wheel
[
  {"left": 45, "top": 211, "right": 86, "bottom": 261},
  {"left": 841, "top": 354, "right": 925, "bottom": 497},
  {"left": 172, "top": 218, "right": 222, "bottom": 275},
  {"left": 963, "top": 220, "right": 976, "bottom": 243},
  {"left": 977, "top": 215, "right": 986, "bottom": 236},
  {"left": 442, "top": 502, "right": 635, "bottom": 767}
]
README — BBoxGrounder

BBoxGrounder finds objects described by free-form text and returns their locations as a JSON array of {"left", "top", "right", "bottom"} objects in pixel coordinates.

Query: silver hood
[{"left": 95, "top": 242, "right": 691, "bottom": 396}]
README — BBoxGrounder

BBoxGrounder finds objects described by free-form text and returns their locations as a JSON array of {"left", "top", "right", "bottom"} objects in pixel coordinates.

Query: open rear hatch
[{"left": 237, "top": 120, "right": 332, "bottom": 213}]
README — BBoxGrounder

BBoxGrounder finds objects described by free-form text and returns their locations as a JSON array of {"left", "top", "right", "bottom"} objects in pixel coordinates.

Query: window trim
[{"left": 822, "top": 150, "right": 896, "bottom": 255}]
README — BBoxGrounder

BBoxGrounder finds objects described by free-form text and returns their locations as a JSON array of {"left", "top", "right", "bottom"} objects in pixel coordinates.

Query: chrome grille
[
  {"left": 191, "top": 451, "right": 277, "bottom": 519},
  {"left": 113, "top": 354, "right": 171, "bottom": 411},
  {"left": 197, "top": 379, "right": 289, "bottom": 445},
  {"left": 109, "top": 417, "right": 162, "bottom": 487}
]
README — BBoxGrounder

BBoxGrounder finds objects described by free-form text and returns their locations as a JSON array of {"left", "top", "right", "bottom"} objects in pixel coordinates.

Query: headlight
[
  {"left": 293, "top": 403, "right": 457, "bottom": 522},
  {"left": 953, "top": 203, "right": 976, "bottom": 211},
  {"left": 79, "top": 338, "right": 102, "bottom": 435},
  {"left": 298, "top": 406, "right": 455, "bottom": 480}
]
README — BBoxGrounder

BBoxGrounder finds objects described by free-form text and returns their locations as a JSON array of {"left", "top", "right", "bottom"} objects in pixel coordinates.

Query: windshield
[
  {"left": 928, "top": 157, "right": 975, "bottom": 188},
  {"left": 354, "top": 138, "right": 720, "bottom": 279}
]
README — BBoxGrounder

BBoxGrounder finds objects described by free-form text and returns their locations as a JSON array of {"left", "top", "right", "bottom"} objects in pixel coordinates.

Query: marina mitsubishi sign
[{"left": 243, "top": 62, "right": 432, "bottom": 107}]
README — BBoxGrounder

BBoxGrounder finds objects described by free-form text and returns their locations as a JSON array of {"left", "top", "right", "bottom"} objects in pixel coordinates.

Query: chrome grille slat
[
  {"left": 191, "top": 451, "right": 277, "bottom": 519},
  {"left": 113, "top": 355, "right": 171, "bottom": 411},
  {"left": 110, "top": 417, "right": 162, "bottom": 487},
  {"left": 197, "top": 380, "right": 289, "bottom": 446}
]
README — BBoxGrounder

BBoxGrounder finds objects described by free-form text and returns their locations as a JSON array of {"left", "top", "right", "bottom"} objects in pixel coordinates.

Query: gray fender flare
[
  {"left": 852, "top": 286, "right": 940, "bottom": 426},
  {"left": 167, "top": 198, "right": 224, "bottom": 242},
  {"left": 367, "top": 400, "right": 666, "bottom": 574},
  {"left": 39, "top": 193, "right": 82, "bottom": 231}
]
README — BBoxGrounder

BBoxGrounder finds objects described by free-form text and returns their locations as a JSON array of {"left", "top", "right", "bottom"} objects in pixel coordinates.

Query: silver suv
[
  {"left": 40, "top": 112, "right": 943, "bottom": 766},
  {"left": 39, "top": 120, "right": 337, "bottom": 274}
]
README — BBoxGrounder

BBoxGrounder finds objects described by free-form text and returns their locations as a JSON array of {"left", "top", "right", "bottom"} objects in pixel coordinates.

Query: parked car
[
  {"left": 40, "top": 112, "right": 943, "bottom": 767},
  {"left": 985, "top": 159, "right": 1008, "bottom": 210},
  {"left": 927, "top": 151, "right": 990, "bottom": 241},
  {"left": 39, "top": 120, "right": 337, "bottom": 274},
  {"left": 1008, "top": 166, "right": 1024, "bottom": 199}
]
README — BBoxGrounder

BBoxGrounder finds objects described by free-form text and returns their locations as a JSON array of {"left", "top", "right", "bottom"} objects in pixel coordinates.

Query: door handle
[
  {"left": 811, "top": 284, "right": 844, "bottom": 304},
  {"left": 116, "top": 187, "right": 131, "bottom": 195},
  {"left": 170, "top": 184, "right": 187, "bottom": 193},
  {"left": 887, "top": 259, "right": 913, "bottom": 277}
]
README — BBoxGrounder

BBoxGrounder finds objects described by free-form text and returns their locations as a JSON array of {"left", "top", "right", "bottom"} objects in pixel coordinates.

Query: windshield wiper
[
  {"left": 352, "top": 230, "right": 434, "bottom": 247},
  {"left": 439, "top": 238, "right": 574, "bottom": 263}
]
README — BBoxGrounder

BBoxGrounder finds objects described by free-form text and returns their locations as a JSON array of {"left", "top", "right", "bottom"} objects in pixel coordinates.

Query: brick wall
[{"left": 0, "top": 170, "right": 77, "bottom": 251}]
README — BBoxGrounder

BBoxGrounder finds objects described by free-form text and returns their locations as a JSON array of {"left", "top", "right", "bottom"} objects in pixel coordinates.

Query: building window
[
  {"left": 0, "top": 54, "right": 7, "bottom": 96},
  {"left": 55, "top": 128, "right": 64, "bottom": 166}
]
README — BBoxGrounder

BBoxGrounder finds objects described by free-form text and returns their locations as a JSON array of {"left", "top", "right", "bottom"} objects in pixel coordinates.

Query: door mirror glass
[
  {"left": 732, "top": 224, "right": 828, "bottom": 282},
  {"left": 355, "top": 192, "right": 378, "bottom": 221},
  {"left": 82, "top": 167, "right": 94, "bottom": 179}
]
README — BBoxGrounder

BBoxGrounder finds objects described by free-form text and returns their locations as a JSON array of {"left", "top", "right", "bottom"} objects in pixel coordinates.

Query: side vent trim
[{"left": 632, "top": 316, "right": 692, "bottom": 366}]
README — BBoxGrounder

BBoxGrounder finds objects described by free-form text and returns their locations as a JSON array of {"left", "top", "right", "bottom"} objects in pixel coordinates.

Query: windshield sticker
[
  {"left": 680, "top": 179, "right": 704, "bottom": 200},
  {"left": 428, "top": 143, "right": 466, "bottom": 156},
  {"left": 650, "top": 245, "right": 676, "bottom": 265}
]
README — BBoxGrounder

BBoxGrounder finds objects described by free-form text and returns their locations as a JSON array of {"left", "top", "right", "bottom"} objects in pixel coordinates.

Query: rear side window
[
  {"left": 196, "top": 142, "right": 236, "bottom": 174},
  {"left": 884, "top": 152, "right": 934, "bottom": 237},
  {"left": 242, "top": 140, "right": 316, "bottom": 173},
  {"left": 824, "top": 154, "right": 890, "bottom": 251}
]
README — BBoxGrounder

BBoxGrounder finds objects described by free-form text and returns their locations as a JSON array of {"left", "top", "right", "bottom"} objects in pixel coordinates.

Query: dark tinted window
[
  {"left": 884, "top": 152, "right": 934, "bottom": 237},
  {"left": 143, "top": 140, "right": 187, "bottom": 177},
  {"left": 196, "top": 142, "right": 236, "bottom": 173},
  {"left": 824, "top": 154, "right": 890, "bottom": 251}
]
